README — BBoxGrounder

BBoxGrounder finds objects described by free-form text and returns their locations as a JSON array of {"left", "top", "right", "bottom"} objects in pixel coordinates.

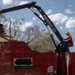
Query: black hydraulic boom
[
  {"left": 0, "top": 2, "right": 63, "bottom": 42},
  {"left": 0, "top": 1, "right": 69, "bottom": 52}
]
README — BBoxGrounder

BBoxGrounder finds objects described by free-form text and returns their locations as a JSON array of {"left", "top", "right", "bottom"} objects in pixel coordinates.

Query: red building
[
  {"left": 0, "top": 24, "right": 74, "bottom": 75},
  {"left": 0, "top": 41, "right": 57, "bottom": 75}
]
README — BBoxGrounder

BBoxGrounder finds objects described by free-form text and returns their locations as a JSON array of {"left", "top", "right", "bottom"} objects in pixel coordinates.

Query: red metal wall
[
  {"left": 70, "top": 52, "right": 75, "bottom": 75},
  {"left": 0, "top": 42, "right": 57, "bottom": 75},
  {"left": 57, "top": 53, "right": 69, "bottom": 75}
]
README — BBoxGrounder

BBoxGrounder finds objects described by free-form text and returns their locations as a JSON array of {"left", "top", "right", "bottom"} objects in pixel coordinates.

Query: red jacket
[
  {"left": 65, "top": 34, "right": 72, "bottom": 41},
  {"left": 65, "top": 34, "right": 73, "bottom": 46}
]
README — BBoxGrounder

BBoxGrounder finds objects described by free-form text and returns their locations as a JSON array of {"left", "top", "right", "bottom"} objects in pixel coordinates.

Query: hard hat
[{"left": 65, "top": 32, "right": 70, "bottom": 35}]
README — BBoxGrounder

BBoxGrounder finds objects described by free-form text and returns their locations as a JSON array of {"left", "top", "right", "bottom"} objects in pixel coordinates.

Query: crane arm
[
  {"left": 0, "top": 2, "right": 36, "bottom": 14},
  {"left": 0, "top": 2, "right": 63, "bottom": 43},
  {"left": 32, "top": 5, "right": 64, "bottom": 43},
  {"left": 0, "top": 1, "right": 68, "bottom": 52}
]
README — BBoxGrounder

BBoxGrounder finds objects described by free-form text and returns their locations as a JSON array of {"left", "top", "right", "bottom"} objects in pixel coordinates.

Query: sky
[{"left": 0, "top": 0, "right": 75, "bottom": 52}]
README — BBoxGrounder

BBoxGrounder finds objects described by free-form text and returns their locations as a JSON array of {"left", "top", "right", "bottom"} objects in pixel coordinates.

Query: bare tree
[
  {"left": 28, "top": 30, "right": 55, "bottom": 52},
  {"left": 0, "top": 16, "right": 55, "bottom": 52}
]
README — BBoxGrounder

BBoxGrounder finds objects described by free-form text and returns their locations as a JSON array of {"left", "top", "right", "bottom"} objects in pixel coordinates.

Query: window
[{"left": 14, "top": 58, "right": 33, "bottom": 69}]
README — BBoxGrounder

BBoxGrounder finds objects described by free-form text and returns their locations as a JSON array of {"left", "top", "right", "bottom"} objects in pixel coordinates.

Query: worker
[{"left": 64, "top": 32, "right": 73, "bottom": 47}]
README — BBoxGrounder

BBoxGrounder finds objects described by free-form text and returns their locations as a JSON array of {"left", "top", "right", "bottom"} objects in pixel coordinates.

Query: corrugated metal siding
[
  {"left": 70, "top": 53, "right": 75, "bottom": 75},
  {"left": 57, "top": 53, "right": 69, "bottom": 75},
  {"left": 0, "top": 42, "right": 57, "bottom": 75}
]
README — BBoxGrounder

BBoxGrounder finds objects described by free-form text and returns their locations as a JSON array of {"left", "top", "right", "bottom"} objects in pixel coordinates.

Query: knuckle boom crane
[
  {"left": 0, "top": 1, "right": 70, "bottom": 52},
  {"left": 0, "top": 2, "right": 73, "bottom": 75}
]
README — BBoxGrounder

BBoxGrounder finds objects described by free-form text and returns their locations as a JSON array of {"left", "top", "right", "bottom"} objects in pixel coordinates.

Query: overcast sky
[{"left": 0, "top": 0, "right": 75, "bottom": 52}]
